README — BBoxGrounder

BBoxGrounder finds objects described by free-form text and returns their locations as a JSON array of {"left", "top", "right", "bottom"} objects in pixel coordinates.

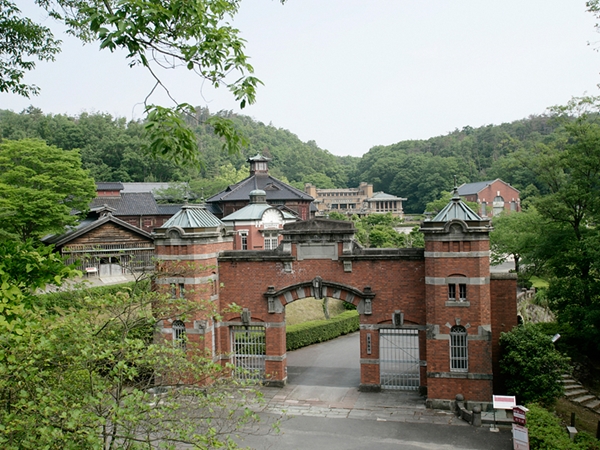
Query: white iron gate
[
  {"left": 231, "top": 326, "right": 266, "bottom": 381},
  {"left": 379, "top": 329, "right": 420, "bottom": 390}
]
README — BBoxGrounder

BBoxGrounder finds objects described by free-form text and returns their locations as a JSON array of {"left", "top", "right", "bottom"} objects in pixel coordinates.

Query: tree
[
  {"left": 0, "top": 139, "right": 96, "bottom": 241},
  {"left": 1, "top": 0, "right": 280, "bottom": 163},
  {"left": 0, "top": 239, "right": 77, "bottom": 333},
  {"left": 524, "top": 104, "right": 600, "bottom": 355},
  {"left": 424, "top": 190, "right": 479, "bottom": 215},
  {"left": 0, "top": 280, "right": 277, "bottom": 448},
  {"left": 500, "top": 324, "right": 570, "bottom": 405},
  {"left": 490, "top": 209, "right": 544, "bottom": 274},
  {"left": 0, "top": 0, "right": 60, "bottom": 97}
]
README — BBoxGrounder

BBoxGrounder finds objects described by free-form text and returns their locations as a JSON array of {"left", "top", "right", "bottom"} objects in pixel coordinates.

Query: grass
[
  {"left": 554, "top": 397, "right": 600, "bottom": 437},
  {"left": 530, "top": 276, "right": 549, "bottom": 289},
  {"left": 285, "top": 298, "right": 347, "bottom": 326}
]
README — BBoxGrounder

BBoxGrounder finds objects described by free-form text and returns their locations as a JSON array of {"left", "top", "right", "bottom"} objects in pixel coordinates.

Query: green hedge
[
  {"left": 527, "top": 403, "right": 600, "bottom": 450},
  {"left": 286, "top": 310, "right": 359, "bottom": 351},
  {"left": 35, "top": 279, "right": 150, "bottom": 311}
]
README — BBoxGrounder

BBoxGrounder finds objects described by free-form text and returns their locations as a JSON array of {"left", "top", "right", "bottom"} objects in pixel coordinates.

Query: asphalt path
[{"left": 240, "top": 333, "right": 513, "bottom": 450}]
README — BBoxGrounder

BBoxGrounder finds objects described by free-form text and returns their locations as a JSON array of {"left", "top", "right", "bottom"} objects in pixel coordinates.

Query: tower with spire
[{"left": 420, "top": 185, "right": 495, "bottom": 405}]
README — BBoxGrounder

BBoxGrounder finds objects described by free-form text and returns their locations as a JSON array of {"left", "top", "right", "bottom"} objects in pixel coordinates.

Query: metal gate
[
  {"left": 379, "top": 329, "right": 420, "bottom": 390},
  {"left": 231, "top": 326, "right": 266, "bottom": 381}
]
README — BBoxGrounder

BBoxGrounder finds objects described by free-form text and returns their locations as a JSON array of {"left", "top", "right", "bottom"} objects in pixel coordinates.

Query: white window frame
[
  {"left": 263, "top": 231, "right": 279, "bottom": 250},
  {"left": 239, "top": 230, "right": 248, "bottom": 250},
  {"left": 450, "top": 325, "right": 468, "bottom": 372}
]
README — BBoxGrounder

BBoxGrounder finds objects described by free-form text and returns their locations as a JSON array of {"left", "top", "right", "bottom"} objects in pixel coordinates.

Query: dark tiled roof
[
  {"left": 157, "top": 204, "right": 183, "bottom": 215},
  {"left": 457, "top": 180, "right": 497, "bottom": 196},
  {"left": 207, "top": 174, "right": 313, "bottom": 203},
  {"left": 96, "top": 182, "right": 124, "bottom": 191},
  {"left": 90, "top": 192, "right": 161, "bottom": 216}
]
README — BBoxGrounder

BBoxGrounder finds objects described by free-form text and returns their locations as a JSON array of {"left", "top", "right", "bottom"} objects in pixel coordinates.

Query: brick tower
[
  {"left": 153, "top": 204, "right": 233, "bottom": 359},
  {"left": 421, "top": 188, "right": 494, "bottom": 407}
]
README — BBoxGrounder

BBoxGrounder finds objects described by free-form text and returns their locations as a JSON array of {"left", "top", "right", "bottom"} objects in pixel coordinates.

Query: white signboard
[
  {"left": 493, "top": 395, "right": 516, "bottom": 410},
  {"left": 512, "top": 423, "right": 529, "bottom": 450}
]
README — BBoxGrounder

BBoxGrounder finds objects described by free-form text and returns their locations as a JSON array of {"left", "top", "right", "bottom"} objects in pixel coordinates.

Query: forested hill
[
  {"left": 0, "top": 107, "right": 563, "bottom": 213},
  {"left": 352, "top": 115, "right": 561, "bottom": 212}
]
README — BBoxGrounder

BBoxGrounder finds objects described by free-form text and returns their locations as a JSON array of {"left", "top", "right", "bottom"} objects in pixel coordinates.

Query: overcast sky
[{"left": 2, "top": 1, "right": 600, "bottom": 157}]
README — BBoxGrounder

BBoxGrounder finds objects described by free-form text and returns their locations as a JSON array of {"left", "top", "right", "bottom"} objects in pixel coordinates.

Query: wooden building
[{"left": 42, "top": 206, "right": 154, "bottom": 276}]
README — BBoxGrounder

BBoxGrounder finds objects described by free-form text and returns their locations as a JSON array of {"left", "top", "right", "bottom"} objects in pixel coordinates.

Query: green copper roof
[
  {"left": 432, "top": 188, "right": 482, "bottom": 222},
  {"left": 162, "top": 204, "right": 223, "bottom": 229}
]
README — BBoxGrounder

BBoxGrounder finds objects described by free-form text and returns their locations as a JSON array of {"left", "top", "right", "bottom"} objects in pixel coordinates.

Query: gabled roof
[
  {"left": 207, "top": 174, "right": 314, "bottom": 203},
  {"left": 42, "top": 214, "right": 153, "bottom": 247},
  {"left": 161, "top": 204, "right": 223, "bottom": 229},
  {"left": 90, "top": 192, "right": 162, "bottom": 216},
  {"left": 432, "top": 189, "right": 482, "bottom": 222},
  {"left": 457, "top": 179, "right": 519, "bottom": 196}
]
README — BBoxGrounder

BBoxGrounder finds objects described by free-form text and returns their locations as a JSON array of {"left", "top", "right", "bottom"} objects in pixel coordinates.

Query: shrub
[
  {"left": 500, "top": 323, "right": 570, "bottom": 405},
  {"left": 286, "top": 310, "right": 359, "bottom": 351},
  {"left": 35, "top": 280, "right": 150, "bottom": 311},
  {"left": 526, "top": 403, "right": 600, "bottom": 450}
]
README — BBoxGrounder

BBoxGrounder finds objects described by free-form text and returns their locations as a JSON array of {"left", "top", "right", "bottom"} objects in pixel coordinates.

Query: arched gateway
[{"left": 153, "top": 191, "right": 518, "bottom": 409}]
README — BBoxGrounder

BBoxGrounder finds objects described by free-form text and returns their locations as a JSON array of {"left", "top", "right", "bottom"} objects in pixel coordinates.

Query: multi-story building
[{"left": 305, "top": 182, "right": 406, "bottom": 218}]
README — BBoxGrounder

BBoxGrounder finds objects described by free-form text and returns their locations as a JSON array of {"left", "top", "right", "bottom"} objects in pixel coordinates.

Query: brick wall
[{"left": 490, "top": 273, "right": 518, "bottom": 393}]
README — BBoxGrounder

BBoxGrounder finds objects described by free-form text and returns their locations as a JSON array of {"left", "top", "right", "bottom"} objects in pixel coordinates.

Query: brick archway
[{"left": 264, "top": 277, "right": 375, "bottom": 311}]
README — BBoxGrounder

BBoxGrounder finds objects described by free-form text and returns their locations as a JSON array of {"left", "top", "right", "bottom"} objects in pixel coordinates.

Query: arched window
[
  {"left": 493, "top": 195, "right": 504, "bottom": 216},
  {"left": 450, "top": 325, "right": 468, "bottom": 372},
  {"left": 172, "top": 320, "right": 186, "bottom": 349}
]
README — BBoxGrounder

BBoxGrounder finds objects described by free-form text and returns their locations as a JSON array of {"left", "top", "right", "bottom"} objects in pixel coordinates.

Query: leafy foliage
[
  {"left": 0, "top": 239, "right": 78, "bottom": 333},
  {"left": 523, "top": 108, "right": 600, "bottom": 356},
  {"left": 3, "top": 0, "right": 269, "bottom": 161},
  {"left": 500, "top": 324, "right": 570, "bottom": 405},
  {"left": 526, "top": 403, "right": 600, "bottom": 450},
  {"left": 424, "top": 190, "right": 479, "bottom": 214},
  {"left": 0, "top": 289, "right": 274, "bottom": 449},
  {"left": 490, "top": 209, "right": 544, "bottom": 273},
  {"left": 0, "top": 0, "right": 60, "bottom": 96},
  {"left": 0, "top": 239, "right": 277, "bottom": 449},
  {"left": 0, "top": 139, "right": 96, "bottom": 241}
]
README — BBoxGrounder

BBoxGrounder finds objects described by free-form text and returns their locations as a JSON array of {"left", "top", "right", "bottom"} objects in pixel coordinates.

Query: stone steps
[
  {"left": 562, "top": 375, "right": 600, "bottom": 415},
  {"left": 565, "top": 389, "right": 588, "bottom": 398}
]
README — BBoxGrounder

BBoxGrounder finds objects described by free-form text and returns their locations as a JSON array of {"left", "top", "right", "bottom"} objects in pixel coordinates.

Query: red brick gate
[{"left": 154, "top": 194, "right": 518, "bottom": 407}]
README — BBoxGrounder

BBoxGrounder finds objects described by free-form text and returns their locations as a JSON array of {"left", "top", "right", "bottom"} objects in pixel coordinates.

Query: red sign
[{"left": 513, "top": 406, "right": 528, "bottom": 426}]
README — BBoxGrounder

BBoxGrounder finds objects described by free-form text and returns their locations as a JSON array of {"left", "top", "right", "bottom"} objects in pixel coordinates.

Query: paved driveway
[{"left": 244, "top": 333, "right": 513, "bottom": 449}]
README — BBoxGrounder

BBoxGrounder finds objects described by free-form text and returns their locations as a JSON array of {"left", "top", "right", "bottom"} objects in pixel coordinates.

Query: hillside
[{"left": 0, "top": 107, "right": 566, "bottom": 212}]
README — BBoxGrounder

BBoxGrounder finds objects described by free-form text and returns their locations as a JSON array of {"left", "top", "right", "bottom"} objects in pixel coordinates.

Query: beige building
[{"left": 305, "top": 182, "right": 406, "bottom": 218}]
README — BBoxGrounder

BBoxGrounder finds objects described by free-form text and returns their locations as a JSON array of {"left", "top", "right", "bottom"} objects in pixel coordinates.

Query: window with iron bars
[
  {"left": 448, "top": 283, "right": 467, "bottom": 302},
  {"left": 172, "top": 320, "right": 186, "bottom": 350},
  {"left": 450, "top": 325, "right": 468, "bottom": 372}
]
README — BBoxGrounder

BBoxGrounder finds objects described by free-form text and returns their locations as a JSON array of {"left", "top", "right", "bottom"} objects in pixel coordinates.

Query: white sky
[{"left": 2, "top": 0, "right": 600, "bottom": 157}]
